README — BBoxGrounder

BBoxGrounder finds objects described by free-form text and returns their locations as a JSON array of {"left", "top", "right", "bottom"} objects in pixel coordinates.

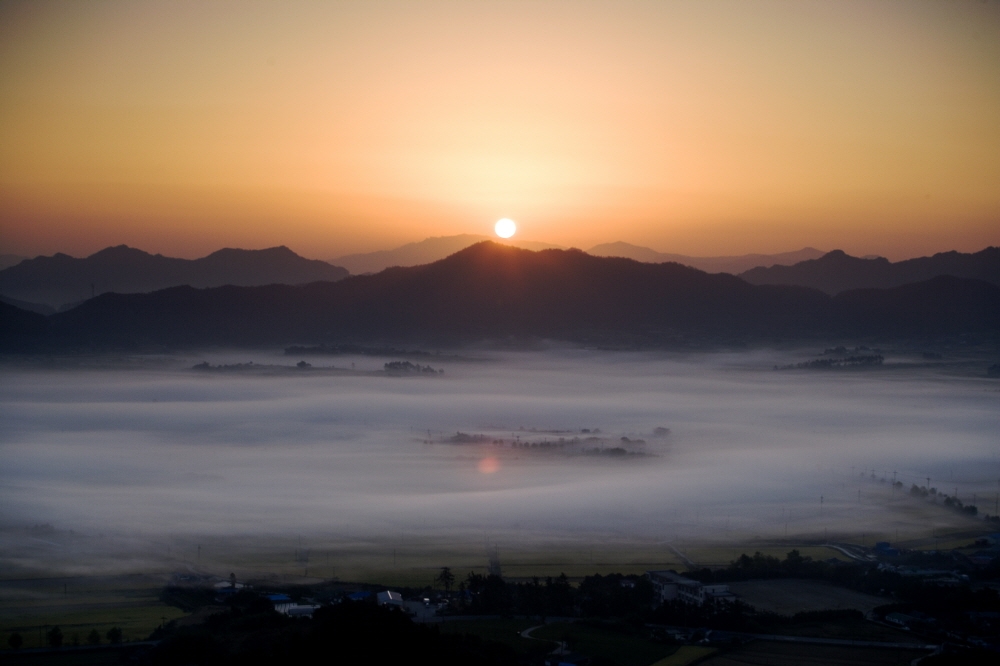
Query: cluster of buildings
[{"left": 646, "top": 570, "right": 735, "bottom": 606}]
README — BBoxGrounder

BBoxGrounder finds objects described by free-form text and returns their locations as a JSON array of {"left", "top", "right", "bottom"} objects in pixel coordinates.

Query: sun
[{"left": 494, "top": 218, "right": 516, "bottom": 239}]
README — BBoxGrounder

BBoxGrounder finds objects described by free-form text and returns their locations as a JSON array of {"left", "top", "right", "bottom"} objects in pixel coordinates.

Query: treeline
[
  {"left": 149, "top": 594, "right": 518, "bottom": 666},
  {"left": 384, "top": 361, "right": 442, "bottom": 374},
  {"left": 909, "top": 484, "right": 979, "bottom": 516},
  {"left": 689, "top": 549, "right": 1000, "bottom": 598},
  {"left": 460, "top": 573, "right": 653, "bottom": 618},
  {"left": 775, "top": 354, "right": 884, "bottom": 370}
]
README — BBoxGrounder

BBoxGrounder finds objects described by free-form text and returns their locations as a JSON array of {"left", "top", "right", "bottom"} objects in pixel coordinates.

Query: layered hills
[
  {"left": 332, "top": 234, "right": 562, "bottom": 274},
  {"left": 0, "top": 245, "right": 348, "bottom": 309},
  {"left": 4, "top": 242, "right": 997, "bottom": 351},
  {"left": 333, "top": 234, "right": 825, "bottom": 275},
  {"left": 740, "top": 247, "right": 1000, "bottom": 294},
  {"left": 586, "top": 242, "right": 825, "bottom": 274}
]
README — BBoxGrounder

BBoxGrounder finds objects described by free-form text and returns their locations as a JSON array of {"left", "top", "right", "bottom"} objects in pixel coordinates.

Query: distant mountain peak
[
  {"left": 207, "top": 245, "right": 297, "bottom": 258},
  {"left": 741, "top": 247, "right": 999, "bottom": 294}
]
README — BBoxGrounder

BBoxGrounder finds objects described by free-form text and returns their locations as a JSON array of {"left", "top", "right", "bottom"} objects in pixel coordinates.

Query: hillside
[
  {"left": 740, "top": 247, "right": 1000, "bottom": 294},
  {"left": 0, "top": 245, "right": 348, "bottom": 308},
  {"left": 11, "top": 242, "right": 995, "bottom": 351}
]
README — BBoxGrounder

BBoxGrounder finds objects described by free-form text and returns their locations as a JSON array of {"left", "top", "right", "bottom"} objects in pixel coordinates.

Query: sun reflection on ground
[{"left": 478, "top": 456, "right": 500, "bottom": 474}]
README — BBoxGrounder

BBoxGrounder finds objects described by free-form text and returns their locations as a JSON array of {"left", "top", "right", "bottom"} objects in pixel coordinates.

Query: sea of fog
[{"left": 1, "top": 347, "right": 998, "bottom": 574}]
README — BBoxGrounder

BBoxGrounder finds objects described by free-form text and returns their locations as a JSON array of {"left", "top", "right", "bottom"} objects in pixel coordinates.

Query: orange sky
[{"left": 1, "top": 1, "right": 998, "bottom": 261}]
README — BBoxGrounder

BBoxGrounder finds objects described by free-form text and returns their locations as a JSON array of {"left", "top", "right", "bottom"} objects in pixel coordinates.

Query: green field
[
  {"left": 438, "top": 618, "right": 551, "bottom": 657},
  {"left": 0, "top": 575, "right": 185, "bottom": 650},
  {"left": 531, "top": 621, "right": 678, "bottom": 666},
  {"left": 650, "top": 646, "right": 717, "bottom": 666}
]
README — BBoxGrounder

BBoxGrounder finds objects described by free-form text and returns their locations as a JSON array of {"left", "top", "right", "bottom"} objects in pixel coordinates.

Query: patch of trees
[
  {"left": 909, "top": 485, "right": 979, "bottom": 517},
  {"left": 451, "top": 572, "right": 652, "bottom": 618},
  {"left": 149, "top": 594, "right": 518, "bottom": 666},
  {"left": 384, "top": 361, "right": 441, "bottom": 374},
  {"left": 775, "top": 354, "right": 883, "bottom": 370}
]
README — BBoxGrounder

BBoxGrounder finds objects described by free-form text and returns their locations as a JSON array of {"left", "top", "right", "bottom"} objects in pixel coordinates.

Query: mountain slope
[
  {"left": 740, "top": 247, "right": 1000, "bottom": 294},
  {"left": 586, "top": 242, "right": 825, "bottom": 274},
  {"left": 333, "top": 234, "right": 564, "bottom": 274},
  {"left": 0, "top": 245, "right": 348, "bottom": 308},
  {"left": 34, "top": 242, "right": 999, "bottom": 350}
]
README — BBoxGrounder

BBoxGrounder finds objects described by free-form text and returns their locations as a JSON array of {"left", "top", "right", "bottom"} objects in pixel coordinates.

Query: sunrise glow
[{"left": 0, "top": 1, "right": 996, "bottom": 261}]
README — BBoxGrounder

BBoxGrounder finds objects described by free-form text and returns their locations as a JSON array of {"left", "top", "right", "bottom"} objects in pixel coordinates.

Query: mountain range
[
  {"left": 333, "top": 235, "right": 825, "bottom": 275},
  {"left": 4, "top": 242, "right": 997, "bottom": 352},
  {"left": 0, "top": 245, "right": 348, "bottom": 309},
  {"left": 332, "top": 234, "right": 563, "bottom": 274},
  {"left": 739, "top": 247, "right": 1000, "bottom": 294},
  {"left": 586, "top": 242, "right": 826, "bottom": 274}
]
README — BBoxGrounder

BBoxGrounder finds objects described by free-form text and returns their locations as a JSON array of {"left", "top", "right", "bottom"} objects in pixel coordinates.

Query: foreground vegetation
[{"left": 5, "top": 542, "right": 999, "bottom": 665}]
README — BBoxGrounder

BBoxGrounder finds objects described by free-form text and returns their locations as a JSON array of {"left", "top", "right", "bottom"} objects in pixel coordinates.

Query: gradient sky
[{"left": 1, "top": 0, "right": 998, "bottom": 261}]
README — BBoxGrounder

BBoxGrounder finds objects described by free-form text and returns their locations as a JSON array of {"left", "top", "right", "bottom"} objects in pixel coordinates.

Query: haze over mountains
[
  {"left": 4, "top": 242, "right": 997, "bottom": 352},
  {"left": 587, "top": 242, "right": 826, "bottom": 274},
  {"left": 0, "top": 245, "right": 348, "bottom": 311}
]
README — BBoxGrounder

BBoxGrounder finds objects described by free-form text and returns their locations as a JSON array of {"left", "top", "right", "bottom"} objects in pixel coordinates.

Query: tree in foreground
[
  {"left": 86, "top": 629, "right": 101, "bottom": 645},
  {"left": 46, "top": 625, "right": 63, "bottom": 648},
  {"left": 106, "top": 627, "right": 122, "bottom": 644},
  {"left": 8, "top": 632, "right": 22, "bottom": 649}
]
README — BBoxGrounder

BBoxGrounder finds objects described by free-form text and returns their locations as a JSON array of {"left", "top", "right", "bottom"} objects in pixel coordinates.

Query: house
[{"left": 646, "top": 570, "right": 735, "bottom": 606}]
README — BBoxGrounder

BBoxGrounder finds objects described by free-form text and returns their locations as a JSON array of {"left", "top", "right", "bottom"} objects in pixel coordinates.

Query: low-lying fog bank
[{"left": 1, "top": 347, "right": 997, "bottom": 577}]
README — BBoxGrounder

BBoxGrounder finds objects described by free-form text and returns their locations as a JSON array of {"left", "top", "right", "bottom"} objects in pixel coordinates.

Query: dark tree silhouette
[
  {"left": 46, "top": 625, "right": 63, "bottom": 648},
  {"left": 8, "top": 632, "right": 22, "bottom": 649},
  {"left": 436, "top": 566, "right": 455, "bottom": 592}
]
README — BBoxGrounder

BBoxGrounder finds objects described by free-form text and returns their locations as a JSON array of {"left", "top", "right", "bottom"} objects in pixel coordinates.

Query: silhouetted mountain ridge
[
  {"left": 740, "top": 247, "right": 1000, "bottom": 294},
  {"left": 0, "top": 245, "right": 348, "bottom": 308},
  {"left": 8, "top": 242, "right": 994, "bottom": 350},
  {"left": 586, "top": 242, "right": 826, "bottom": 274}
]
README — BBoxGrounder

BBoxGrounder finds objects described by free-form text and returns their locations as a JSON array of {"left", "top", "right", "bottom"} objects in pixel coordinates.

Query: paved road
[{"left": 520, "top": 624, "right": 565, "bottom": 654}]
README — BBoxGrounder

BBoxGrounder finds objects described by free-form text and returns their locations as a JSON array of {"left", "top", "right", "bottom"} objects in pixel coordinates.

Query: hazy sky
[{"left": 2, "top": 1, "right": 998, "bottom": 260}]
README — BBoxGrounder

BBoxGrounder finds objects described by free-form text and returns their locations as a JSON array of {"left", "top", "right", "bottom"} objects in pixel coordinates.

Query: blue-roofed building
[{"left": 346, "top": 590, "right": 373, "bottom": 601}]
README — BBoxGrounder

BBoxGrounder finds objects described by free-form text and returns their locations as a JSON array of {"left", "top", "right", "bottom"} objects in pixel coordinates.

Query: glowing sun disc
[{"left": 494, "top": 218, "right": 516, "bottom": 238}]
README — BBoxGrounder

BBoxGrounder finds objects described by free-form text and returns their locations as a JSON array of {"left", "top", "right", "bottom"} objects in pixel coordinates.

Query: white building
[
  {"left": 646, "top": 570, "right": 735, "bottom": 606},
  {"left": 377, "top": 590, "right": 404, "bottom": 608}
]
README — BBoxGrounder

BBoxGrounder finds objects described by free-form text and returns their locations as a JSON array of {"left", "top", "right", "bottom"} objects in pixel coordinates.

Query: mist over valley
[{"left": 3, "top": 346, "right": 997, "bottom": 583}]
